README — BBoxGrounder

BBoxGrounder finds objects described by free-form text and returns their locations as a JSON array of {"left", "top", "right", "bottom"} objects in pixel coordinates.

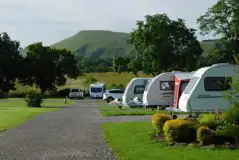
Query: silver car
[{"left": 69, "top": 88, "right": 84, "bottom": 99}]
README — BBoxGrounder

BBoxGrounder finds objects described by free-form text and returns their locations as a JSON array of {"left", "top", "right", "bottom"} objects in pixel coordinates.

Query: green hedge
[{"left": 163, "top": 119, "right": 197, "bottom": 143}]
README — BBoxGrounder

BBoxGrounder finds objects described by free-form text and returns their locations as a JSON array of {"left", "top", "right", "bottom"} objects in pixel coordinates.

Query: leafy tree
[
  {"left": 198, "top": 49, "right": 225, "bottom": 67},
  {"left": 0, "top": 32, "right": 23, "bottom": 93},
  {"left": 128, "top": 14, "right": 203, "bottom": 76},
  {"left": 197, "top": 0, "right": 239, "bottom": 63},
  {"left": 20, "top": 42, "right": 79, "bottom": 93},
  {"left": 113, "top": 56, "right": 130, "bottom": 74}
]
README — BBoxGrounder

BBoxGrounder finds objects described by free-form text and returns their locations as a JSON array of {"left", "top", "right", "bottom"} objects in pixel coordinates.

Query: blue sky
[{"left": 0, "top": 0, "right": 218, "bottom": 47}]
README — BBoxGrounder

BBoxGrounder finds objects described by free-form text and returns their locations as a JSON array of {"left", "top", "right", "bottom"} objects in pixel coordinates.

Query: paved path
[{"left": 0, "top": 100, "right": 115, "bottom": 160}]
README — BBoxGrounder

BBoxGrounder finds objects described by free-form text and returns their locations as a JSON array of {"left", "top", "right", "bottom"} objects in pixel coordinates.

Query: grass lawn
[
  {"left": 0, "top": 99, "right": 76, "bottom": 132},
  {"left": 99, "top": 106, "right": 187, "bottom": 116},
  {"left": 102, "top": 121, "right": 239, "bottom": 160}
]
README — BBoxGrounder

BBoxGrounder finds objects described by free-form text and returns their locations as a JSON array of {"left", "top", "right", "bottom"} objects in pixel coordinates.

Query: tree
[
  {"left": 0, "top": 32, "right": 23, "bottom": 93},
  {"left": 198, "top": 49, "right": 225, "bottom": 67},
  {"left": 197, "top": 0, "right": 239, "bottom": 63},
  {"left": 113, "top": 56, "right": 130, "bottom": 74},
  {"left": 20, "top": 42, "right": 79, "bottom": 93},
  {"left": 128, "top": 14, "right": 203, "bottom": 76}
]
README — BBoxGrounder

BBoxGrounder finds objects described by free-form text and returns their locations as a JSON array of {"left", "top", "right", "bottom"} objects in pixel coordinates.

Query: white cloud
[{"left": 0, "top": 0, "right": 218, "bottom": 47}]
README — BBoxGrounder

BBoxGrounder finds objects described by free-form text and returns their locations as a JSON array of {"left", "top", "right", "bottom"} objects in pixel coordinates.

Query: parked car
[
  {"left": 69, "top": 88, "right": 84, "bottom": 99},
  {"left": 103, "top": 89, "right": 125, "bottom": 103}
]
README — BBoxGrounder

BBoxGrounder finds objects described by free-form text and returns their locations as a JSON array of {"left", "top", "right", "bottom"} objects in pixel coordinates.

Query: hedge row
[
  {"left": 152, "top": 112, "right": 239, "bottom": 146},
  {"left": 0, "top": 88, "right": 90, "bottom": 99}
]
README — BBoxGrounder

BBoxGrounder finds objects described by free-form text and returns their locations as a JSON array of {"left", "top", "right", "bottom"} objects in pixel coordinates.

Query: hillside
[
  {"left": 51, "top": 30, "right": 220, "bottom": 58},
  {"left": 51, "top": 30, "right": 131, "bottom": 58}
]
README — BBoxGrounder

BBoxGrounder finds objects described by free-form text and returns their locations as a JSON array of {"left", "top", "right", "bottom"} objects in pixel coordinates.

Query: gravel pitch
[{"left": 0, "top": 100, "right": 116, "bottom": 160}]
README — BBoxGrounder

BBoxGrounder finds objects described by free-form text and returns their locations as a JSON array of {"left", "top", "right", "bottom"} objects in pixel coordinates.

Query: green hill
[
  {"left": 51, "top": 30, "right": 131, "bottom": 58},
  {"left": 51, "top": 30, "right": 219, "bottom": 58}
]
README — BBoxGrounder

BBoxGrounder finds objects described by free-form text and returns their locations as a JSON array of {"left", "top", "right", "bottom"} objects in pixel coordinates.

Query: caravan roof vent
[{"left": 211, "top": 63, "right": 230, "bottom": 67}]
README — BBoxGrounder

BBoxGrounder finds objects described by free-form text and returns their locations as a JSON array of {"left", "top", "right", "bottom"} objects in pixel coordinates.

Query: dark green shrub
[
  {"left": 107, "top": 84, "right": 117, "bottom": 89},
  {"left": 116, "top": 84, "right": 125, "bottom": 89},
  {"left": 163, "top": 119, "right": 197, "bottom": 143},
  {"left": 0, "top": 91, "right": 7, "bottom": 98},
  {"left": 198, "top": 114, "right": 218, "bottom": 129},
  {"left": 197, "top": 126, "right": 215, "bottom": 145},
  {"left": 214, "top": 124, "right": 239, "bottom": 145},
  {"left": 82, "top": 89, "right": 89, "bottom": 97},
  {"left": 223, "top": 105, "right": 239, "bottom": 123},
  {"left": 152, "top": 113, "right": 171, "bottom": 133},
  {"left": 8, "top": 91, "right": 27, "bottom": 98},
  {"left": 107, "top": 84, "right": 125, "bottom": 89},
  {"left": 25, "top": 91, "right": 43, "bottom": 107},
  {"left": 57, "top": 88, "right": 71, "bottom": 97}
]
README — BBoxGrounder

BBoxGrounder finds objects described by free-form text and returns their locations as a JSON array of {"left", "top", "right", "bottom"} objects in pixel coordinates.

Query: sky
[{"left": 0, "top": 0, "right": 218, "bottom": 47}]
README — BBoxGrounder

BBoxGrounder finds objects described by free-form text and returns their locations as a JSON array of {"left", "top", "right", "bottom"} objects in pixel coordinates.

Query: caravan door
[{"left": 159, "top": 81, "right": 174, "bottom": 106}]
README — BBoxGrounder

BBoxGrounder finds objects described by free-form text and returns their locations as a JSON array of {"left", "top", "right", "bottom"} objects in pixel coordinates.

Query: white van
[
  {"left": 122, "top": 78, "right": 152, "bottom": 106},
  {"left": 179, "top": 63, "right": 239, "bottom": 112},
  {"left": 142, "top": 72, "right": 175, "bottom": 108},
  {"left": 89, "top": 82, "right": 106, "bottom": 99}
]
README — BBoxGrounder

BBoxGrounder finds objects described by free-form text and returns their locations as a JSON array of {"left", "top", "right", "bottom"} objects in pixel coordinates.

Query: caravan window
[
  {"left": 181, "top": 82, "right": 189, "bottom": 93},
  {"left": 184, "top": 77, "right": 199, "bottom": 94},
  {"left": 134, "top": 85, "right": 145, "bottom": 94},
  {"left": 204, "top": 77, "right": 232, "bottom": 91},
  {"left": 91, "top": 88, "right": 103, "bottom": 93},
  {"left": 160, "top": 81, "right": 174, "bottom": 90}
]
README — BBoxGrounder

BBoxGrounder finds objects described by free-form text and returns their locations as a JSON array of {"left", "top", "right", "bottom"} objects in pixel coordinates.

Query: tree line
[
  {"left": 0, "top": 34, "right": 79, "bottom": 94},
  {"left": 113, "top": 0, "right": 239, "bottom": 75},
  {"left": 0, "top": 0, "right": 238, "bottom": 95}
]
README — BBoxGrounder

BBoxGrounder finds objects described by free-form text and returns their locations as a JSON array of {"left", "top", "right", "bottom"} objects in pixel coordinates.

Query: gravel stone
[{"left": 0, "top": 100, "right": 116, "bottom": 160}]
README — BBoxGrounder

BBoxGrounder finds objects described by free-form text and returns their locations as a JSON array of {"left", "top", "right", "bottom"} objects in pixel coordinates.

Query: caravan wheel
[{"left": 107, "top": 97, "right": 114, "bottom": 103}]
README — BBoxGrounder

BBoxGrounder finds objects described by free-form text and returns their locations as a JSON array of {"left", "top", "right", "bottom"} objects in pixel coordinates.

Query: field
[
  {"left": 102, "top": 122, "right": 239, "bottom": 160},
  {"left": 12, "top": 72, "right": 152, "bottom": 93},
  {"left": 0, "top": 99, "right": 76, "bottom": 132},
  {"left": 99, "top": 106, "right": 187, "bottom": 116}
]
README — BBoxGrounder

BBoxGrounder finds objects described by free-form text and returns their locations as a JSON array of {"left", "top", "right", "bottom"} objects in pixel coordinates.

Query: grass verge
[
  {"left": 0, "top": 98, "right": 76, "bottom": 132},
  {"left": 99, "top": 106, "right": 187, "bottom": 116},
  {"left": 102, "top": 121, "right": 239, "bottom": 160}
]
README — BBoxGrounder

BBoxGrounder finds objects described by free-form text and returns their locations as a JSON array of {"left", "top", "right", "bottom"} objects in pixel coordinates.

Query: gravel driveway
[{"left": 0, "top": 100, "right": 116, "bottom": 160}]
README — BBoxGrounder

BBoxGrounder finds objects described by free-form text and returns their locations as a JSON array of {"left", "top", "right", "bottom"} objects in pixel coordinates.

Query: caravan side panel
[
  {"left": 180, "top": 65, "right": 239, "bottom": 112},
  {"left": 143, "top": 73, "right": 174, "bottom": 106}
]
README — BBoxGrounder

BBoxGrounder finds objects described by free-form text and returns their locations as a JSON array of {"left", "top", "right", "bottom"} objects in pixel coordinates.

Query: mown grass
[
  {"left": 102, "top": 122, "right": 239, "bottom": 160},
  {"left": 99, "top": 106, "right": 187, "bottom": 116},
  {"left": 0, "top": 99, "right": 76, "bottom": 132}
]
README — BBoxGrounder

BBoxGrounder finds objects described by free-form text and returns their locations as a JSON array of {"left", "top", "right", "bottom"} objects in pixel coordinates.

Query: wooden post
[{"left": 64, "top": 96, "right": 68, "bottom": 104}]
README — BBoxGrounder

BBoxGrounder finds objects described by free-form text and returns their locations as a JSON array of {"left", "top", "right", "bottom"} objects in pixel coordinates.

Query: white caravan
[
  {"left": 142, "top": 71, "right": 182, "bottom": 108},
  {"left": 89, "top": 82, "right": 106, "bottom": 99},
  {"left": 122, "top": 78, "right": 152, "bottom": 106},
  {"left": 179, "top": 63, "right": 239, "bottom": 112}
]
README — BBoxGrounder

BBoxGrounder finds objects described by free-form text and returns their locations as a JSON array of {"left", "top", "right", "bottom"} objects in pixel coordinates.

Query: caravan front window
[
  {"left": 181, "top": 82, "right": 189, "bottom": 93},
  {"left": 91, "top": 88, "right": 102, "bottom": 93},
  {"left": 160, "top": 81, "right": 174, "bottom": 90},
  {"left": 134, "top": 85, "right": 145, "bottom": 94},
  {"left": 204, "top": 77, "right": 232, "bottom": 91},
  {"left": 183, "top": 77, "right": 199, "bottom": 94}
]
